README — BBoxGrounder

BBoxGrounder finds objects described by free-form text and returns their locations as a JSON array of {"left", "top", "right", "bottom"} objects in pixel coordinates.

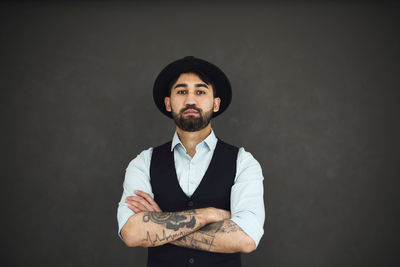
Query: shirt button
[
  {"left": 187, "top": 201, "right": 194, "bottom": 207},
  {"left": 188, "top": 258, "right": 195, "bottom": 264}
]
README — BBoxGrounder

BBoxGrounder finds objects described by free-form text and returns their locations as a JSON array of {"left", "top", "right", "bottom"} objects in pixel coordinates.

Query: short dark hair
[{"left": 167, "top": 69, "right": 217, "bottom": 97}]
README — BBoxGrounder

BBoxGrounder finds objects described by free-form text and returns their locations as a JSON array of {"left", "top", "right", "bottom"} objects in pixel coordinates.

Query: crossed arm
[{"left": 121, "top": 190, "right": 256, "bottom": 253}]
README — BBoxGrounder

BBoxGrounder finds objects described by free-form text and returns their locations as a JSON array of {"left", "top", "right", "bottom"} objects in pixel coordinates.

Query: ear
[
  {"left": 164, "top": 97, "right": 171, "bottom": 112},
  {"left": 213, "top": 97, "right": 221, "bottom": 112}
]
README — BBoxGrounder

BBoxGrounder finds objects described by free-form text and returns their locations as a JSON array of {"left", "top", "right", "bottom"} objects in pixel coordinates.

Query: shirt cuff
[{"left": 117, "top": 203, "right": 135, "bottom": 241}]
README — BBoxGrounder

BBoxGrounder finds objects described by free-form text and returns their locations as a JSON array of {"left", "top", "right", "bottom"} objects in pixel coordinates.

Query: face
[{"left": 164, "top": 73, "right": 221, "bottom": 132}]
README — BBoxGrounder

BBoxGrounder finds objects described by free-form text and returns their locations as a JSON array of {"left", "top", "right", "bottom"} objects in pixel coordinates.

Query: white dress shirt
[{"left": 117, "top": 129, "right": 265, "bottom": 247}]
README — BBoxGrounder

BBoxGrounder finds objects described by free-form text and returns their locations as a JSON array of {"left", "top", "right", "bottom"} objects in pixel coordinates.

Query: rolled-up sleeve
[
  {"left": 117, "top": 147, "right": 154, "bottom": 240},
  {"left": 230, "top": 147, "right": 265, "bottom": 248}
]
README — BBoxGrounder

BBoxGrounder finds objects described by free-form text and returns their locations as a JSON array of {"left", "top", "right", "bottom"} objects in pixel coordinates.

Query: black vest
[{"left": 148, "top": 138, "right": 241, "bottom": 267}]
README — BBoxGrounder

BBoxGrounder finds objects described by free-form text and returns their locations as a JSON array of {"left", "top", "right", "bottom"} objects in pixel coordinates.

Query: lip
[{"left": 184, "top": 109, "right": 199, "bottom": 115}]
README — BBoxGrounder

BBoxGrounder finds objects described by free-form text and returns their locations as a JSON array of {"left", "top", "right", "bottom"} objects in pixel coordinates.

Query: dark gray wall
[{"left": 1, "top": 1, "right": 399, "bottom": 266}]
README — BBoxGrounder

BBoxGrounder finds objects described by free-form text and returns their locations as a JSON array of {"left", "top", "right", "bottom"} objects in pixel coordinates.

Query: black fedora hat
[{"left": 153, "top": 56, "right": 232, "bottom": 119}]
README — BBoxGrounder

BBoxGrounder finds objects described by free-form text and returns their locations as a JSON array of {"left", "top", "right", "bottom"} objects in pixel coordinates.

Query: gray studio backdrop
[{"left": 1, "top": 1, "right": 399, "bottom": 267}]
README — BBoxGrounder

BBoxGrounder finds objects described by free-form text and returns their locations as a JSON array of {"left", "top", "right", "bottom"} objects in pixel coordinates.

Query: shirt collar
[{"left": 171, "top": 128, "right": 218, "bottom": 152}]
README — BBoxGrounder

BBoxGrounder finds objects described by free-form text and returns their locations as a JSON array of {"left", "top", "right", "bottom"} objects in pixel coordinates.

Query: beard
[{"left": 171, "top": 104, "right": 213, "bottom": 132}]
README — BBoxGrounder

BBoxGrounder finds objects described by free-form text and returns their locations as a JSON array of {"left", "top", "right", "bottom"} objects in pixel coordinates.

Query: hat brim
[{"left": 153, "top": 56, "right": 232, "bottom": 119}]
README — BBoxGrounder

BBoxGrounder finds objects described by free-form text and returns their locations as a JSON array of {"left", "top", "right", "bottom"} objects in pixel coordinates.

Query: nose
[{"left": 184, "top": 91, "right": 197, "bottom": 105}]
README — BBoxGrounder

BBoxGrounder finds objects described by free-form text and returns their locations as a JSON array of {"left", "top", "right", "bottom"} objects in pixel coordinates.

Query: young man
[{"left": 117, "top": 56, "right": 265, "bottom": 267}]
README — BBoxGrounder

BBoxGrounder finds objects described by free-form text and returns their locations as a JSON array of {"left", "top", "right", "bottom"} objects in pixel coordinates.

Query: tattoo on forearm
[
  {"left": 216, "top": 220, "right": 241, "bottom": 234},
  {"left": 144, "top": 229, "right": 188, "bottom": 247},
  {"left": 173, "top": 220, "right": 243, "bottom": 251},
  {"left": 142, "top": 210, "right": 197, "bottom": 231},
  {"left": 199, "top": 220, "right": 224, "bottom": 233}
]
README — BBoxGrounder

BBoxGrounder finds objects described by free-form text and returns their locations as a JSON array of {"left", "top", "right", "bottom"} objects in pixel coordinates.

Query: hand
[{"left": 125, "top": 190, "right": 162, "bottom": 213}]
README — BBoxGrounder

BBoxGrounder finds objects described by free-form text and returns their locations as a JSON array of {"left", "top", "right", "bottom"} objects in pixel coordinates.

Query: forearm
[
  {"left": 121, "top": 208, "right": 220, "bottom": 247},
  {"left": 171, "top": 219, "right": 256, "bottom": 253}
]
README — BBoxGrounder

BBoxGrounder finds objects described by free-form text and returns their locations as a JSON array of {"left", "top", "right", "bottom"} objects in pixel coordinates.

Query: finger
[
  {"left": 134, "top": 191, "right": 157, "bottom": 207},
  {"left": 126, "top": 198, "right": 151, "bottom": 211},
  {"left": 129, "top": 201, "right": 148, "bottom": 213},
  {"left": 125, "top": 196, "right": 150, "bottom": 211},
  {"left": 125, "top": 197, "right": 141, "bottom": 212},
  {"left": 129, "top": 196, "right": 156, "bottom": 212},
  {"left": 127, "top": 198, "right": 150, "bottom": 212},
  {"left": 127, "top": 203, "right": 140, "bottom": 213},
  {"left": 134, "top": 190, "right": 162, "bottom": 212}
]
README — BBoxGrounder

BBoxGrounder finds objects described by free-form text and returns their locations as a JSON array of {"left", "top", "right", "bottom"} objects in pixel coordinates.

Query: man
[{"left": 117, "top": 56, "right": 265, "bottom": 267}]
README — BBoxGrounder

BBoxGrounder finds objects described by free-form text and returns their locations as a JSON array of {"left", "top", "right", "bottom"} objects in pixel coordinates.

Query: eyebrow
[{"left": 173, "top": 83, "right": 209, "bottom": 89}]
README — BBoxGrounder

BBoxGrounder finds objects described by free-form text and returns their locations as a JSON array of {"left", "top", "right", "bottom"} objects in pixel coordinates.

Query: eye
[
  {"left": 177, "top": 90, "right": 187, "bottom": 95},
  {"left": 196, "top": 90, "right": 206, "bottom": 95}
]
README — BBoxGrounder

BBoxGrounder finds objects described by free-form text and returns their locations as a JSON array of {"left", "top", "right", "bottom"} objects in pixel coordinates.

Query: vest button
[
  {"left": 188, "top": 258, "right": 195, "bottom": 264},
  {"left": 187, "top": 201, "right": 194, "bottom": 207}
]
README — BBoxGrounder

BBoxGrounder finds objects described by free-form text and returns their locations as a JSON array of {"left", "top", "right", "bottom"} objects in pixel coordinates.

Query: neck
[{"left": 176, "top": 123, "right": 212, "bottom": 157}]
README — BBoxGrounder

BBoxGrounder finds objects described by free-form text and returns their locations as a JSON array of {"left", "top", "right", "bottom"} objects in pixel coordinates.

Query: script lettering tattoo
[{"left": 142, "top": 210, "right": 197, "bottom": 231}]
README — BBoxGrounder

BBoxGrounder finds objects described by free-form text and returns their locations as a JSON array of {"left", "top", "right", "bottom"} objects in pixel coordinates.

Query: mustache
[{"left": 181, "top": 105, "right": 202, "bottom": 114}]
